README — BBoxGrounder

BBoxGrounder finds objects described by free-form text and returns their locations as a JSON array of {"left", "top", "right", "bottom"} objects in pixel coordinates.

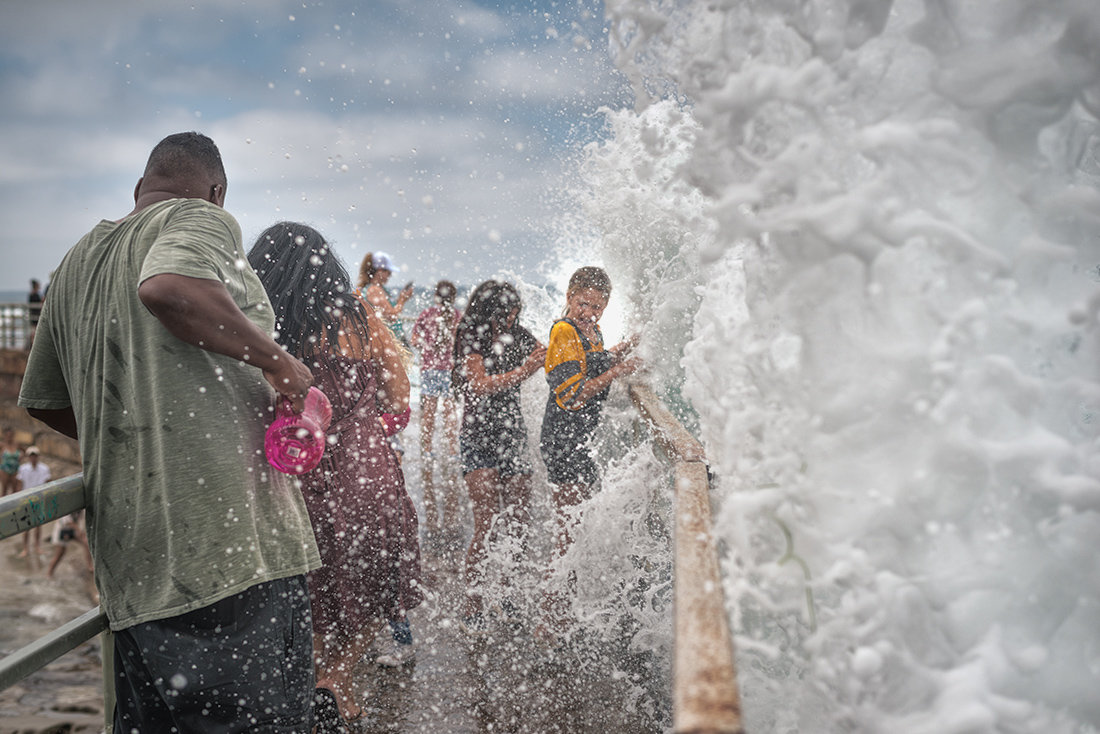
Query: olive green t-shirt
[{"left": 19, "top": 199, "right": 320, "bottom": 630}]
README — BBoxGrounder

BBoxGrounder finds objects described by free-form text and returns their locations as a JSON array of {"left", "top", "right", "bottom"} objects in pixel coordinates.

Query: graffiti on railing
[{"left": 11, "top": 492, "right": 62, "bottom": 532}]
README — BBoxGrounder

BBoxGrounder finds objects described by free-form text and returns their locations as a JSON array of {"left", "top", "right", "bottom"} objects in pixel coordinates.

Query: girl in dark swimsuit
[{"left": 452, "top": 280, "right": 546, "bottom": 628}]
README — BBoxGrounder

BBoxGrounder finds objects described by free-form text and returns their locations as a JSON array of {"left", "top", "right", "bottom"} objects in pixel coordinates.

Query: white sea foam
[{"left": 567, "top": 0, "right": 1100, "bottom": 730}]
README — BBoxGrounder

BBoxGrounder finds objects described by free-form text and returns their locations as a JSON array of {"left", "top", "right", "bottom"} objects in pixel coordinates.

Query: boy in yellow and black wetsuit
[
  {"left": 539, "top": 266, "right": 640, "bottom": 501},
  {"left": 537, "top": 267, "right": 640, "bottom": 639}
]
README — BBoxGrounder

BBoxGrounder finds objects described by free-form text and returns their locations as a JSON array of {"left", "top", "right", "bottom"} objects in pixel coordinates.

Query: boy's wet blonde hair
[{"left": 567, "top": 266, "right": 611, "bottom": 297}]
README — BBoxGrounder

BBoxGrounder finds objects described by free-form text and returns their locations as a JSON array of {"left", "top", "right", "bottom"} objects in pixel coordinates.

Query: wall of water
[{"left": 570, "top": 0, "right": 1100, "bottom": 730}]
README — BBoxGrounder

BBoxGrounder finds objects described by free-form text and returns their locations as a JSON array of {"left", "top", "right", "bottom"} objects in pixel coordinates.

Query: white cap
[
  {"left": 372, "top": 252, "right": 396, "bottom": 272},
  {"left": 26, "top": 446, "right": 39, "bottom": 455}
]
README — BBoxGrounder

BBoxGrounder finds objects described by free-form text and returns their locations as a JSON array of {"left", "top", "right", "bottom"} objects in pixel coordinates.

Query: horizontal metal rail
[
  {"left": 0, "top": 607, "right": 108, "bottom": 691},
  {"left": 0, "top": 473, "right": 108, "bottom": 697},
  {"left": 0, "top": 473, "right": 86, "bottom": 539},
  {"left": 629, "top": 383, "right": 744, "bottom": 734}
]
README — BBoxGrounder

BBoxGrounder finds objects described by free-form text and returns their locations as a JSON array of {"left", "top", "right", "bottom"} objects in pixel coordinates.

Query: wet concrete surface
[
  {"left": 0, "top": 526, "right": 666, "bottom": 733},
  {"left": 354, "top": 530, "right": 665, "bottom": 733}
]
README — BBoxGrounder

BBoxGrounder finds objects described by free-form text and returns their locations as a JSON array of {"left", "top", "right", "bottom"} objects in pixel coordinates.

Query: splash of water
[{"left": 572, "top": 0, "right": 1100, "bottom": 730}]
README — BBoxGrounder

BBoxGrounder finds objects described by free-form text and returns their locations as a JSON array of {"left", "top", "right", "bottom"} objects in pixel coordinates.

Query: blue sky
[{"left": 0, "top": 0, "right": 632, "bottom": 293}]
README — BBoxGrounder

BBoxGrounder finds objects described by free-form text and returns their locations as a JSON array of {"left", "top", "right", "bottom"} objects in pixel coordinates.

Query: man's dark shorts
[{"left": 113, "top": 574, "right": 315, "bottom": 733}]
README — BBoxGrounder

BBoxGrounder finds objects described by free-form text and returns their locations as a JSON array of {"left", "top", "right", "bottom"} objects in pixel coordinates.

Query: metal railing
[
  {"left": 0, "top": 473, "right": 112, "bottom": 730},
  {"left": 629, "top": 383, "right": 744, "bottom": 734},
  {"left": 0, "top": 302, "right": 34, "bottom": 350}
]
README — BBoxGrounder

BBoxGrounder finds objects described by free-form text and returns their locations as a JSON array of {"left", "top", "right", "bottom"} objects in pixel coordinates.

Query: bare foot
[{"left": 315, "top": 677, "right": 362, "bottom": 724}]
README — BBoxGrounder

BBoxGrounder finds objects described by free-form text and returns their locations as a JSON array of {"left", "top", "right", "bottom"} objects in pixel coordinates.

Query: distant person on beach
[
  {"left": 27, "top": 279, "right": 43, "bottom": 318},
  {"left": 16, "top": 445, "right": 49, "bottom": 559},
  {"left": 26, "top": 278, "right": 43, "bottom": 348},
  {"left": 46, "top": 506, "right": 93, "bottom": 580},
  {"left": 357, "top": 250, "right": 414, "bottom": 464},
  {"left": 357, "top": 250, "right": 414, "bottom": 344},
  {"left": 0, "top": 427, "right": 19, "bottom": 497},
  {"left": 249, "top": 221, "right": 422, "bottom": 721},
  {"left": 453, "top": 280, "right": 546, "bottom": 629},
  {"left": 18, "top": 132, "right": 321, "bottom": 731},
  {"left": 410, "top": 280, "right": 462, "bottom": 535},
  {"left": 539, "top": 266, "right": 639, "bottom": 631}
]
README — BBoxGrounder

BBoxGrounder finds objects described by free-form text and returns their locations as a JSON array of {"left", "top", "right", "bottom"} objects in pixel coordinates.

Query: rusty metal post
[{"left": 629, "top": 383, "right": 744, "bottom": 734}]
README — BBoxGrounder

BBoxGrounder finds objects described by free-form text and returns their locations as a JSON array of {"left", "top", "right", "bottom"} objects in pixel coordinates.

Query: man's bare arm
[{"left": 138, "top": 273, "right": 313, "bottom": 409}]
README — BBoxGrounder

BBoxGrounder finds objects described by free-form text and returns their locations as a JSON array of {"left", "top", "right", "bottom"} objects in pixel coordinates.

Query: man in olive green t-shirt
[{"left": 19, "top": 132, "right": 322, "bottom": 731}]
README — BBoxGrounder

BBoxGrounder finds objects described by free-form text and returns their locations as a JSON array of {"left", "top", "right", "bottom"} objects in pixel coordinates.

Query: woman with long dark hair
[
  {"left": 248, "top": 222, "right": 421, "bottom": 728},
  {"left": 452, "top": 280, "right": 546, "bottom": 628}
]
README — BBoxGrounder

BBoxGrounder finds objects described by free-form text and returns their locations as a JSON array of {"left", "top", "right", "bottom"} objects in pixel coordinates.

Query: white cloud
[
  {"left": 0, "top": 0, "right": 628, "bottom": 293},
  {"left": 205, "top": 106, "right": 567, "bottom": 281}
]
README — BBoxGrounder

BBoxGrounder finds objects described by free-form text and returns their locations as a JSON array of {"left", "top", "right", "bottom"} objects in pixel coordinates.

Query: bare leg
[
  {"left": 500, "top": 472, "right": 534, "bottom": 543},
  {"left": 419, "top": 396, "right": 439, "bottom": 532},
  {"left": 550, "top": 483, "right": 588, "bottom": 560},
  {"left": 420, "top": 395, "right": 438, "bottom": 456},
  {"left": 488, "top": 472, "right": 534, "bottom": 609},
  {"left": 20, "top": 526, "right": 42, "bottom": 559},
  {"left": 439, "top": 396, "right": 461, "bottom": 526},
  {"left": 539, "top": 482, "right": 589, "bottom": 638},
  {"left": 315, "top": 619, "right": 384, "bottom": 722},
  {"left": 441, "top": 396, "right": 459, "bottom": 457},
  {"left": 463, "top": 468, "right": 501, "bottom": 618},
  {"left": 46, "top": 545, "right": 65, "bottom": 578}
]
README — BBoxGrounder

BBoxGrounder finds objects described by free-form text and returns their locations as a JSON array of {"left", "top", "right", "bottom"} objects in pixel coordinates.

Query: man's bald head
[
  {"left": 144, "top": 132, "right": 227, "bottom": 188},
  {"left": 131, "top": 132, "right": 228, "bottom": 213}
]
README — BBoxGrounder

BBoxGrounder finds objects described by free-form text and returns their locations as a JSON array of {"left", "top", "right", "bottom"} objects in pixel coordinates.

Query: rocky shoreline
[{"left": 0, "top": 529, "right": 104, "bottom": 733}]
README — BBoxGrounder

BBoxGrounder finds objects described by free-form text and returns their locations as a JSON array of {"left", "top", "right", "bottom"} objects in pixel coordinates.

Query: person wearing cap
[
  {"left": 16, "top": 446, "right": 50, "bottom": 559},
  {"left": 357, "top": 251, "right": 414, "bottom": 343}
]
